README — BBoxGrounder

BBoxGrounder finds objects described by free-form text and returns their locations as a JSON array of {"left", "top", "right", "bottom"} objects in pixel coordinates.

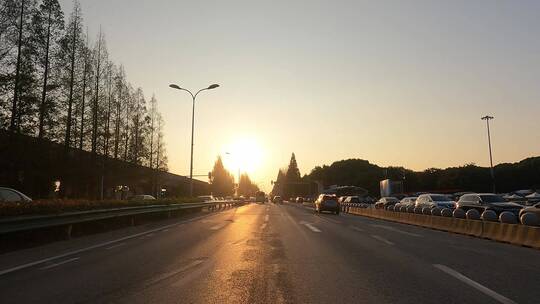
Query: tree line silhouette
[
  {"left": 0, "top": 0, "right": 167, "bottom": 170},
  {"left": 272, "top": 154, "right": 540, "bottom": 198}
]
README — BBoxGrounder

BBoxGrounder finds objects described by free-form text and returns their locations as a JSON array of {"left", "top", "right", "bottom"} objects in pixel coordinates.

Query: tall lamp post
[
  {"left": 481, "top": 115, "right": 496, "bottom": 193},
  {"left": 169, "top": 83, "right": 220, "bottom": 197}
]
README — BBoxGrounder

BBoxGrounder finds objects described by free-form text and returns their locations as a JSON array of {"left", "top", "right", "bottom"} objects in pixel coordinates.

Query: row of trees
[
  {"left": 0, "top": 0, "right": 167, "bottom": 170},
  {"left": 209, "top": 156, "right": 260, "bottom": 196},
  {"left": 307, "top": 157, "right": 540, "bottom": 195}
]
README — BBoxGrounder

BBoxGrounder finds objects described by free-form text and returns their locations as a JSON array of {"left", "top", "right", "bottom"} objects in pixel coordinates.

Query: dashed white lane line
[
  {"left": 433, "top": 264, "right": 517, "bottom": 304},
  {"left": 105, "top": 242, "right": 126, "bottom": 250},
  {"left": 210, "top": 223, "right": 227, "bottom": 230},
  {"left": 304, "top": 223, "right": 321, "bottom": 233},
  {"left": 146, "top": 260, "right": 205, "bottom": 286},
  {"left": 40, "top": 257, "right": 80, "bottom": 270},
  {"left": 370, "top": 224, "right": 422, "bottom": 237},
  {"left": 264, "top": 214, "right": 269, "bottom": 222},
  {"left": 371, "top": 235, "right": 394, "bottom": 245},
  {"left": 260, "top": 223, "right": 267, "bottom": 230},
  {"left": 349, "top": 225, "right": 365, "bottom": 232}
]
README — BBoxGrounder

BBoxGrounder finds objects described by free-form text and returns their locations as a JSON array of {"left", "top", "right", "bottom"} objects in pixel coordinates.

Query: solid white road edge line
[
  {"left": 0, "top": 211, "right": 227, "bottom": 277},
  {"left": 371, "top": 235, "right": 394, "bottom": 245},
  {"left": 40, "top": 257, "right": 80, "bottom": 270},
  {"left": 433, "top": 264, "right": 517, "bottom": 304}
]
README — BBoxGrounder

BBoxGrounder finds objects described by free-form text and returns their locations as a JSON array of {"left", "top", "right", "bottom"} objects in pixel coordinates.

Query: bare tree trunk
[
  {"left": 79, "top": 33, "right": 89, "bottom": 150},
  {"left": 38, "top": 7, "right": 53, "bottom": 139},
  {"left": 104, "top": 68, "right": 112, "bottom": 157},
  {"left": 91, "top": 29, "right": 102, "bottom": 155},
  {"left": 113, "top": 84, "right": 122, "bottom": 159},
  {"left": 65, "top": 13, "right": 79, "bottom": 148},
  {"left": 10, "top": 0, "right": 25, "bottom": 133}
]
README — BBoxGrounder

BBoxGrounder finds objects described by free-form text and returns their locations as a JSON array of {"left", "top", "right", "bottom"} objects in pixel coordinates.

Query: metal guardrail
[{"left": 0, "top": 200, "right": 243, "bottom": 235}]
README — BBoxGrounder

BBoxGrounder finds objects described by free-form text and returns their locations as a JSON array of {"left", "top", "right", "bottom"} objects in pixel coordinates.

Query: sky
[{"left": 59, "top": 0, "right": 540, "bottom": 192}]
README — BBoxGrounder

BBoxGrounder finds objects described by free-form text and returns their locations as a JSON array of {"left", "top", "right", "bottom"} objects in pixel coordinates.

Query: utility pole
[{"left": 481, "top": 115, "right": 496, "bottom": 193}]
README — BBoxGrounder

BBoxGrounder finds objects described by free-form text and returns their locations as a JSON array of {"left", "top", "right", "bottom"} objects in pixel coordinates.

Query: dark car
[
  {"left": 295, "top": 197, "right": 304, "bottom": 204},
  {"left": 315, "top": 194, "right": 340, "bottom": 214},
  {"left": 374, "top": 197, "right": 399, "bottom": 209},
  {"left": 0, "top": 187, "right": 32, "bottom": 203},
  {"left": 273, "top": 196, "right": 283, "bottom": 204},
  {"left": 456, "top": 193, "right": 523, "bottom": 216}
]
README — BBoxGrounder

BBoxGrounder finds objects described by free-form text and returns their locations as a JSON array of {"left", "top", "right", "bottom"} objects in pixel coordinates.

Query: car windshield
[
  {"left": 479, "top": 195, "right": 506, "bottom": 203},
  {"left": 431, "top": 195, "right": 451, "bottom": 201}
]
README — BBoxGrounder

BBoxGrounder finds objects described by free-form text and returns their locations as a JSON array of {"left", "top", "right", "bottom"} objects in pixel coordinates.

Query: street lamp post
[
  {"left": 481, "top": 115, "right": 496, "bottom": 193},
  {"left": 170, "top": 83, "right": 219, "bottom": 197}
]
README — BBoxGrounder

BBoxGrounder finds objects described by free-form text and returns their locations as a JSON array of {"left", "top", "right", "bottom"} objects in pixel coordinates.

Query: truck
[{"left": 380, "top": 179, "right": 404, "bottom": 198}]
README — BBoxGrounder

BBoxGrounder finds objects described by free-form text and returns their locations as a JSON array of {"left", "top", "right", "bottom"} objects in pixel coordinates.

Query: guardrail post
[{"left": 65, "top": 224, "right": 73, "bottom": 239}]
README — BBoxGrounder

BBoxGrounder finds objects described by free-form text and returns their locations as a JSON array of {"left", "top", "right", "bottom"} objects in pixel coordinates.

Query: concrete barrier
[{"left": 346, "top": 205, "right": 540, "bottom": 249}]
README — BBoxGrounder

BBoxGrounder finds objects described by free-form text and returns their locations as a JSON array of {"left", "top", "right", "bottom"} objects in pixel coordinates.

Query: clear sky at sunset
[{"left": 59, "top": 0, "right": 540, "bottom": 191}]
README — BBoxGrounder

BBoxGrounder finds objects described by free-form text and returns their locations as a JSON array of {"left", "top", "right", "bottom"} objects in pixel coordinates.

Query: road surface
[{"left": 0, "top": 202, "right": 538, "bottom": 303}]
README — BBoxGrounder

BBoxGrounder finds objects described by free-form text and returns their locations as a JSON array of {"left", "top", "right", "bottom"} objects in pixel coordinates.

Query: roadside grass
[{"left": 0, "top": 197, "right": 204, "bottom": 217}]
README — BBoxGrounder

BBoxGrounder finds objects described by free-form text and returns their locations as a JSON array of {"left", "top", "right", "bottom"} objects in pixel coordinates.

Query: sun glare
[{"left": 222, "top": 137, "right": 264, "bottom": 176}]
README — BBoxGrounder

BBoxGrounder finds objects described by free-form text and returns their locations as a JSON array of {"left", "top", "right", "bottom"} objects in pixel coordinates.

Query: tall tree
[
  {"left": 34, "top": 0, "right": 64, "bottom": 139},
  {"left": 77, "top": 28, "right": 89, "bottom": 150},
  {"left": 210, "top": 156, "right": 235, "bottom": 196},
  {"left": 238, "top": 173, "right": 259, "bottom": 196},
  {"left": 62, "top": 0, "right": 82, "bottom": 148}
]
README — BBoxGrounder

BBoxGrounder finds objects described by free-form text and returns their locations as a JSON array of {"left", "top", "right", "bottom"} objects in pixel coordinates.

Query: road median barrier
[
  {"left": 0, "top": 200, "right": 245, "bottom": 253},
  {"left": 342, "top": 203, "right": 540, "bottom": 249}
]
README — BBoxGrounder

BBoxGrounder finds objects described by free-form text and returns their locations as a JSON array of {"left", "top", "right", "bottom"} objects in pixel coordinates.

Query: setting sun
[{"left": 221, "top": 137, "right": 265, "bottom": 176}]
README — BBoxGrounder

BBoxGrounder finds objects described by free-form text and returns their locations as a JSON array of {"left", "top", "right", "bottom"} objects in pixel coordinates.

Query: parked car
[
  {"left": 198, "top": 195, "right": 215, "bottom": 202},
  {"left": 343, "top": 196, "right": 369, "bottom": 208},
  {"left": 0, "top": 187, "right": 32, "bottom": 203},
  {"left": 315, "top": 194, "right": 340, "bottom": 214},
  {"left": 295, "top": 197, "right": 304, "bottom": 204},
  {"left": 273, "top": 196, "right": 283, "bottom": 204},
  {"left": 397, "top": 196, "right": 417, "bottom": 208},
  {"left": 414, "top": 194, "right": 455, "bottom": 210},
  {"left": 129, "top": 194, "right": 156, "bottom": 201},
  {"left": 519, "top": 202, "right": 540, "bottom": 218},
  {"left": 456, "top": 193, "right": 523, "bottom": 216},
  {"left": 374, "top": 197, "right": 399, "bottom": 209}
]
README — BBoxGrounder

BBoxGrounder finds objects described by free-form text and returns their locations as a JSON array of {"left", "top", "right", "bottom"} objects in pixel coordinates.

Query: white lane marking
[
  {"left": 260, "top": 223, "right": 267, "bottom": 230},
  {"left": 371, "top": 235, "right": 394, "bottom": 245},
  {"left": 40, "top": 257, "right": 80, "bottom": 270},
  {"left": 0, "top": 211, "right": 221, "bottom": 277},
  {"left": 349, "top": 225, "right": 365, "bottom": 232},
  {"left": 264, "top": 214, "right": 269, "bottom": 222},
  {"left": 433, "top": 264, "right": 517, "bottom": 304},
  {"left": 319, "top": 216, "right": 342, "bottom": 224},
  {"left": 105, "top": 242, "right": 126, "bottom": 250},
  {"left": 162, "top": 229, "right": 169, "bottom": 232},
  {"left": 370, "top": 224, "right": 422, "bottom": 237},
  {"left": 210, "top": 223, "right": 227, "bottom": 230},
  {"left": 146, "top": 260, "right": 204, "bottom": 286},
  {"left": 304, "top": 223, "right": 321, "bottom": 233}
]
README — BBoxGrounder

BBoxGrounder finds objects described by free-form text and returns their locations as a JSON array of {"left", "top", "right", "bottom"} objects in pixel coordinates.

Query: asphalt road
[{"left": 0, "top": 202, "right": 539, "bottom": 304}]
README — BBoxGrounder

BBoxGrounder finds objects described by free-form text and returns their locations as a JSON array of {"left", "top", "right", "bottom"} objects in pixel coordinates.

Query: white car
[
  {"left": 415, "top": 194, "right": 455, "bottom": 209},
  {"left": 0, "top": 187, "right": 32, "bottom": 203},
  {"left": 397, "top": 196, "right": 417, "bottom": 208},
  {"left": 129, "top": 194, "right": 156, "bottom": 201}
]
